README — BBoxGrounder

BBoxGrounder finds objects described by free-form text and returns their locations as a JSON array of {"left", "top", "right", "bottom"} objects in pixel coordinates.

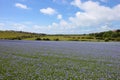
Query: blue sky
[{"left": 0, "top": 0, "right": 120, "bottom": 34}]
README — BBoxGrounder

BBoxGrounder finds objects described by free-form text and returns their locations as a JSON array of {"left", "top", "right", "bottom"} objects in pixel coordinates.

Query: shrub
[
  {"left": 43, "top": 38, "right": 50, "bottom": 41},
  {"left": 35, "top": 38, "right": 41, "bottom": 40},
  {"left": 17, "top": 37, "right": 22, "bottom": 40},
  {"left": 104, "top": 38, "right": 110, "bottom": 42},
  {"left": 54, "top": 38, "right": 59, "bottom": 41}
]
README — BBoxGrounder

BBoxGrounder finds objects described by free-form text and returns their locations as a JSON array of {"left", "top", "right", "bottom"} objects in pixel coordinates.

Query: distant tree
[
  {"left": 116, "top": 29, "right": 120, "bottom": 32},
  {"left": 103, "top": 31, "right": 112, "bottom": 39},
  {"left": 111, "top": 32, "right": 118, "bottom": 38}
]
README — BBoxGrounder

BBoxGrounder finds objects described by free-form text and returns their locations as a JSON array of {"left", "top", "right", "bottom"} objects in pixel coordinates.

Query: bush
[
  {"left": 35, "top": 38, "right": 41, "bottom": 40},
  {"left": 104, "top": 38, "right": 110, "bottom": 42},
  {"left": 43, "top": 38, "right": 50, "bottom": 41},
  {"left": 8, "top": 37, "right": 22, "bottom": 40},
  {"left": 17, "top": 37, "right": 22, "bottom": 40},
  {"left": 54, "top": 38, "right": 59, "bottom": 41}
]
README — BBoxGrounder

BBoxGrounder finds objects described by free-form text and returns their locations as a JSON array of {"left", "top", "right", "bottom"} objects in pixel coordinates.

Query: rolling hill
[{"left": 0, "top": 30, "right": 120, "bottom": 41}]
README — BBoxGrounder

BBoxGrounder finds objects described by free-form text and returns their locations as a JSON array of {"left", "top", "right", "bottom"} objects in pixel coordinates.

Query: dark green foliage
[
  {"left": 89, "top": 29, "right": 120, "bottom": 41},
  {"left": 43, "top": 38, "right": 50, "bottom": 41},
  {"left": 103, "top": 31, "right": 112, "bottom": 38},
  {"left": 54, "top": 38, "right": 59, "bottom": 41},
  {"left": 8, "top": 37, "right": 22, "bottom": 40},
  {"left": 104, "top": 38, "right": 110, "bottom": 42},
  {"left": 35, "top": 38, "right": 41, "bottom": 40},
  {"left": 111, "top": 32, "right": 120, "bottom": 38}
]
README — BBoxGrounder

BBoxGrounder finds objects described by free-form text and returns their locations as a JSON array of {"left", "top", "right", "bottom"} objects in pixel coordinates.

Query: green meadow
[{"left": 0, "top": 30, "right": 120, "bottom": 41}]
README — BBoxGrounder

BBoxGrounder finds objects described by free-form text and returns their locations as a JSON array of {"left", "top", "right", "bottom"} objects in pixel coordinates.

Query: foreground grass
[{"left": 0, "top": 51, "right": 120, "bottom": 80}]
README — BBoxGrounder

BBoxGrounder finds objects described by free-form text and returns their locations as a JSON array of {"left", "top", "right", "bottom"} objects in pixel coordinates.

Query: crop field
[{"left": 0, "top": 40, "right": 120, "bottom": 80}]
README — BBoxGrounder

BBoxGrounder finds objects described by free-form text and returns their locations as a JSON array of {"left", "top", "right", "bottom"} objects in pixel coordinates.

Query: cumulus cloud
[
  {"left": 69, "top": 0, "right": 120, "bottom": 28},
  {"left": 57, "top": 14, "right": 62, "bottom": 20},
  {"left": 101, "top": 24, "right": 112, "bottom": 30},
  {"left": 8, "top": 0, "right": 120, "bottom": 34},
  {"left": 40, "top": 7, "right": 56, "bottom": 15},
  {"left": 41, "top": 0, "right": 120, "bottom": 34},
  {"left": 12, "top": 23, "right": 26, "bottom": 30},
  {"left": 59, "top": 20, "right": 68, "bottom": 27},
  {"left": 71, "top": 0, "right": 82, "bottom": 8},
  {"left": 15, "top": 3, "right": 29, "bottom": 9}
]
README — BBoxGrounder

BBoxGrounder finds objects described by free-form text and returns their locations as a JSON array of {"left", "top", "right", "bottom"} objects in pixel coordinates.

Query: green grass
[
  {"left": 24, "top": 35, "right": 97, "bottom": 41},
  {"left": 0, "top": 31, "right": 42, "bottom": 40},
  {"left": 0, "top": 30, "right": 97, "bottom": 41},
  {"left": 0, "top": 30, "right": 119, "bottom": 42}
]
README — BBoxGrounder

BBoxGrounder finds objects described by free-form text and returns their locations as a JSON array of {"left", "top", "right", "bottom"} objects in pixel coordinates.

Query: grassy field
[
  {"left": 0, "top": 30, "right": 120, "bottom": 41},
  {"left": 0, "top": 30, "right": 101, "bottom": 41},
  {"left": 0, "top": 30, "right": 42, "bottom": 40},
  {"left": 25, "top": 35, "right": 98, "bottom": 41}
]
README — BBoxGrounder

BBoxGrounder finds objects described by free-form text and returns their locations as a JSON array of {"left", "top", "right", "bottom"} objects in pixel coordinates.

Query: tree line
[{"left": 89, "top": 29, "right": 120, "bottom": 41}]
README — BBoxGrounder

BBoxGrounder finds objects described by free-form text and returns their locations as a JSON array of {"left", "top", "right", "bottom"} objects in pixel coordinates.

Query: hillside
[
  {"left": 0, "top": 30, "right": 120, "bottom": 41},
  {"left": 89, "top": 29, "right": 120, "bottom": 41},
  {"left": 0, "top": 30, "right": 45, "bottom": 40}
]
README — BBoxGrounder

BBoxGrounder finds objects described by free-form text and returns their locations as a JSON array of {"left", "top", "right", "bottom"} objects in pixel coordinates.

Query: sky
[{"left": 0, "top": 0, "right": 120, "bottom": 34}]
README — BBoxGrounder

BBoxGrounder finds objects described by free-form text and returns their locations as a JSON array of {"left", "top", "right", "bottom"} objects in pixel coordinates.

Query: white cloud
[
  {"left": 71, "top": 0, "right": 82, "bottom": 8},
  {"left": 5, "top": 0, "right": 119, "bottom": 34},
  {"left": 69, "top": 0, "right": 120, "bottom": 28},
  {"left": 59, "top": 20, "right": 68, "bottom": 27},
  {"left": 12, "top": 23, "right": 26, "bottom": 30},
  {"left": 15, "top": 3, "right": 29, "bottom": 9},
  {"left": 101, "top": 24, "right": 112, "bottom": 31},
  {"left": 52, "top": 22, "right": 58, "bottom": 27},
  {"left": 40, "top": 7, "right": 56, "bottom": 15},
  {"left": 0, "top": 23, "right": 5, "bottom": 27},
  {"left": 38, "top": 0, "right": 120, "bottom": 34},
  {"left": 33, "top": 25, "right": 44, "bottom": 29},
  {"left": 0, "top": 23, "right": 5, "bottom": 30},
  {"left": 57, "top": 14, "right": 62, "bottom": 20},
  {"left": 32, "top": 24, "right": 54, "bottom": 33}
]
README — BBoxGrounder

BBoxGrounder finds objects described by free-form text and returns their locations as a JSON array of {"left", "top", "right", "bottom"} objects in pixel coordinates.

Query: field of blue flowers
[{"left": 0, "top": 40, "right": 120, "bottom": 80}]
